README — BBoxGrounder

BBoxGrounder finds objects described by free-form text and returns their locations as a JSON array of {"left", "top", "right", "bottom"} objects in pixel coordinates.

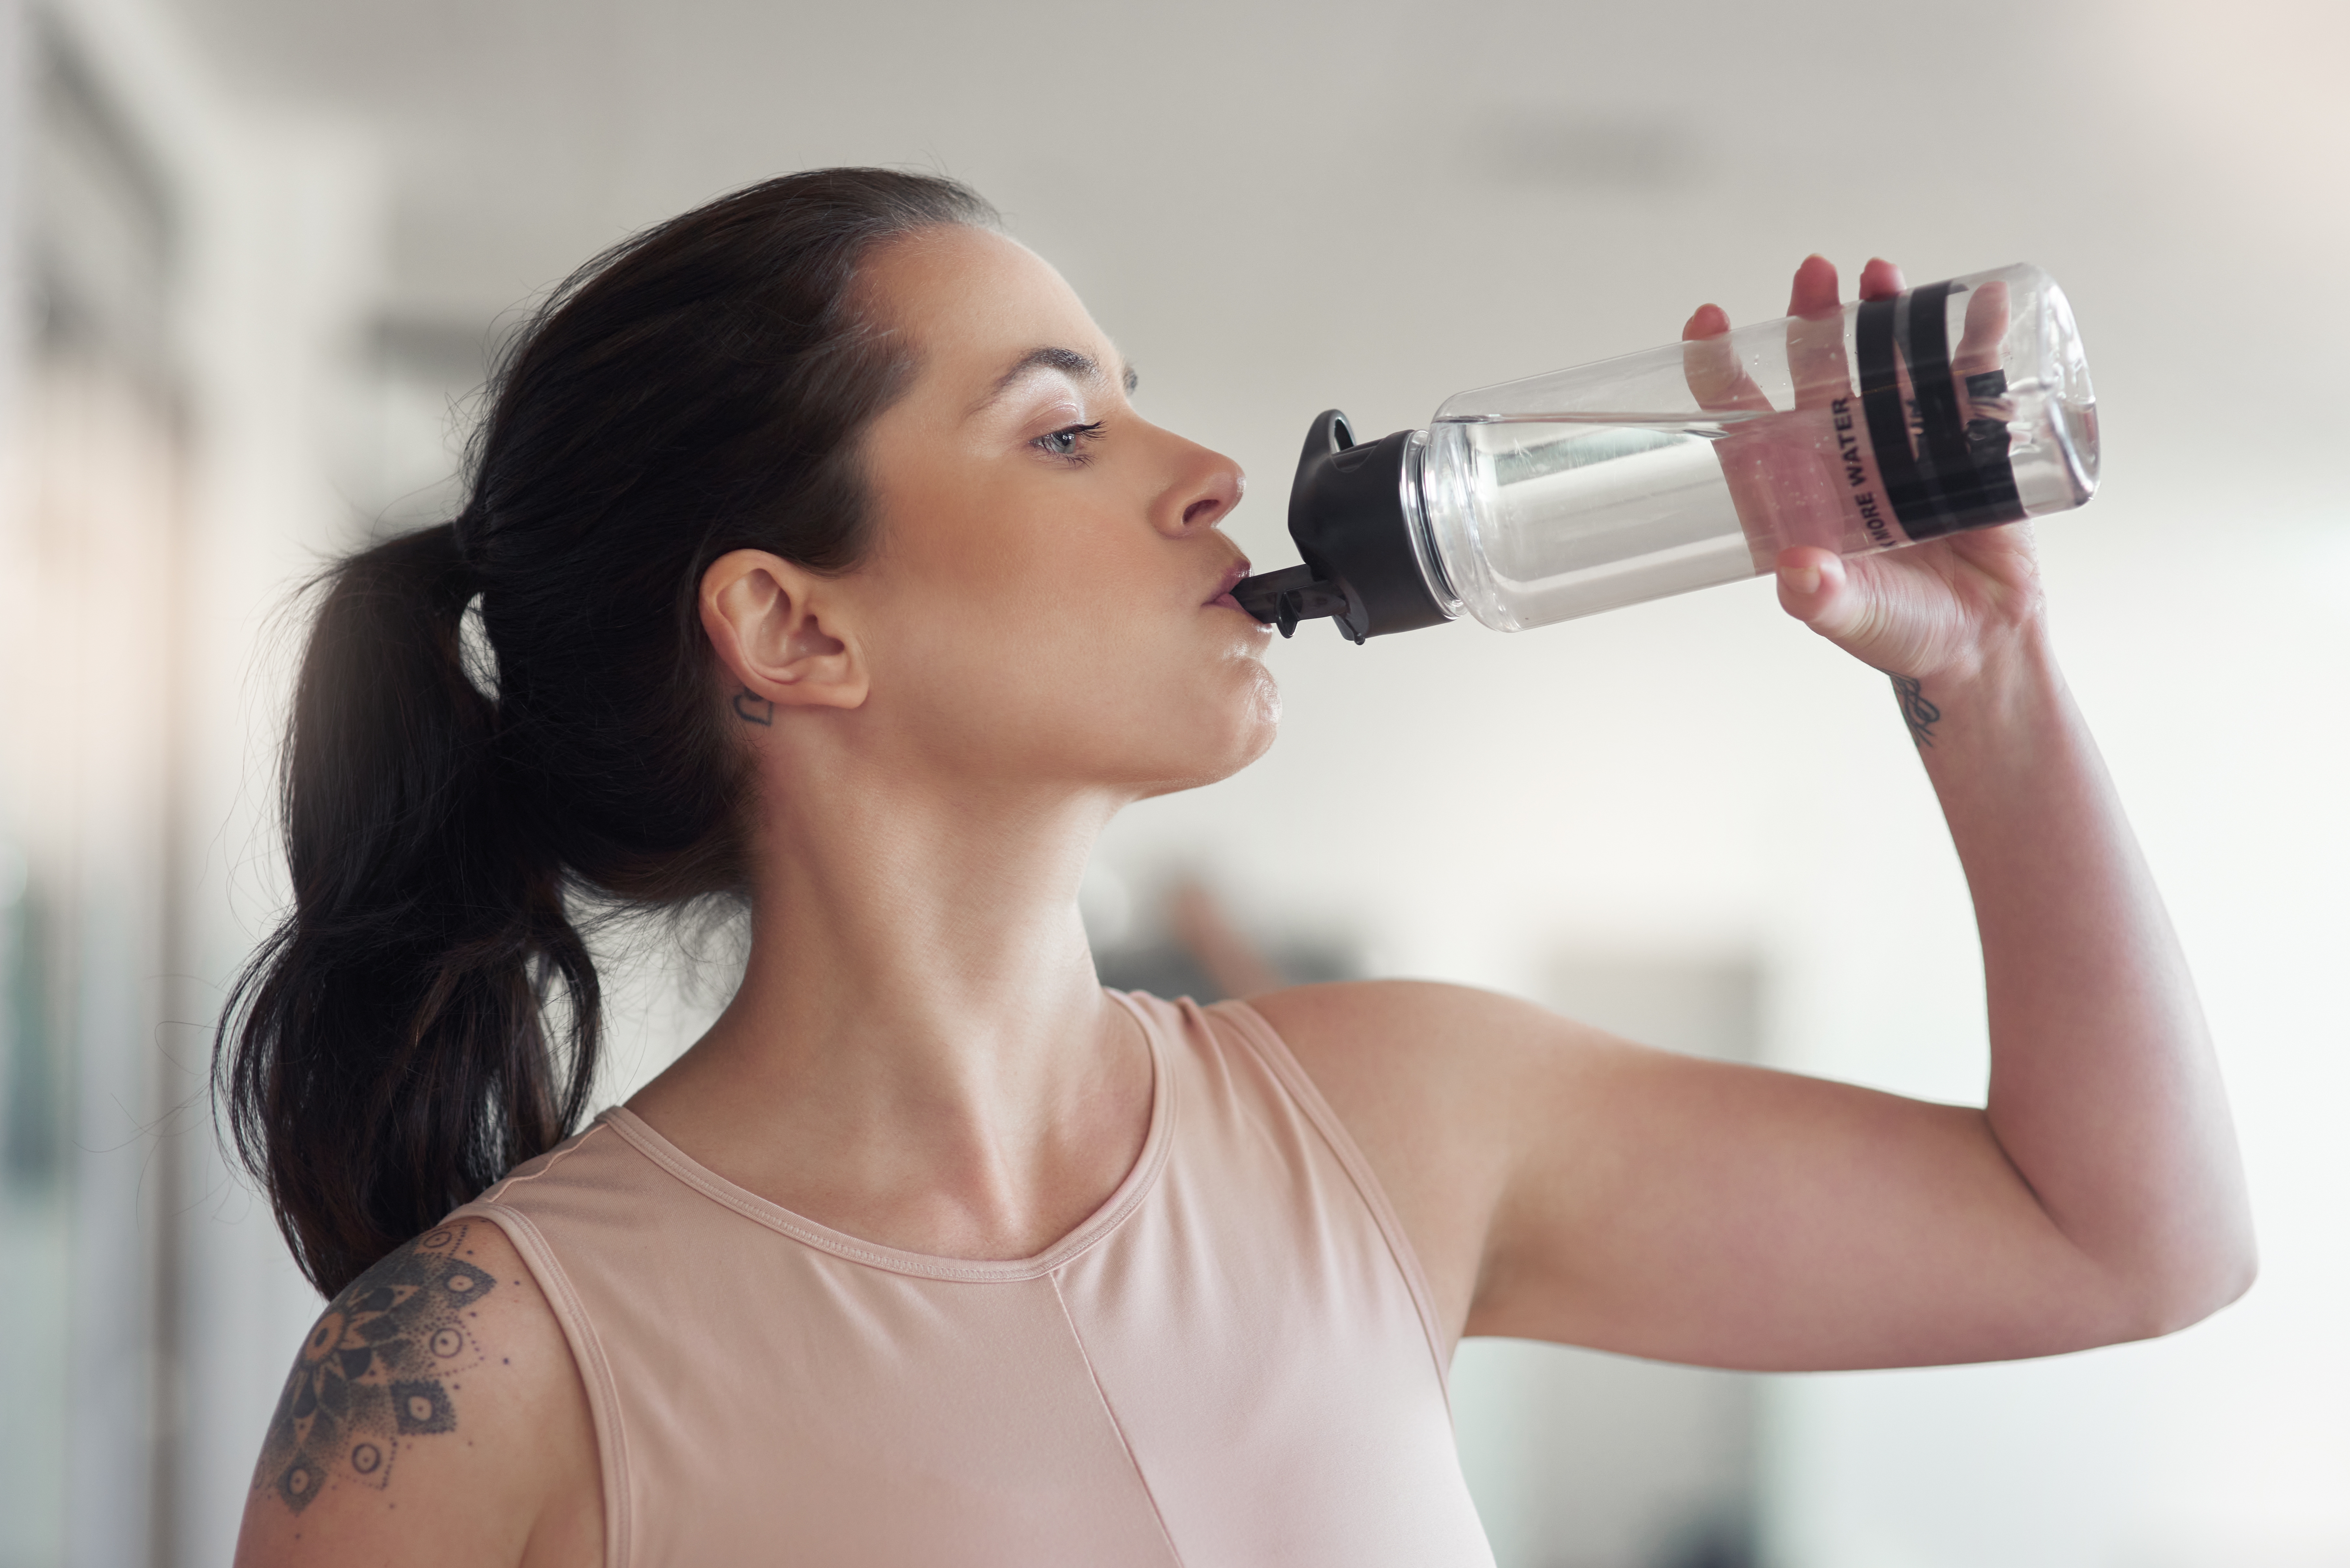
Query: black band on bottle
[
  {"left": 1935, "top": 304, "right": 2024, "bottom": 526},
  {"left": 1901, "top": 284, "right": 1972, "bottom": 538},
  {"left": 1856, "top": 298, "right": 1933, "bottom": 534},
  {"left": 1961, "top": 422, "right": 2024, "bottom": 523},
  {"left": 1860, "top": 285, "right": 2027, "bottom": 540}
]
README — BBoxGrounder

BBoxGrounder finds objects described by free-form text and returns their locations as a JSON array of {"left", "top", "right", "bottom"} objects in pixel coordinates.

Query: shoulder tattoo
[{"left": 258, "top": 1221, "right": 504, "bottom": 1515}]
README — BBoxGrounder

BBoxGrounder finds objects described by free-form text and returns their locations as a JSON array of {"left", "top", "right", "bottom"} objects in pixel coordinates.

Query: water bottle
[{"left": 1231, "top": 263, "right": 2097, "bottom": 641}]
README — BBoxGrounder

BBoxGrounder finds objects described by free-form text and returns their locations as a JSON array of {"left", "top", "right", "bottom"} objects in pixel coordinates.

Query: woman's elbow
[{"left": 2113, "top": 1230, "right": 2260, "bottom": 1342}]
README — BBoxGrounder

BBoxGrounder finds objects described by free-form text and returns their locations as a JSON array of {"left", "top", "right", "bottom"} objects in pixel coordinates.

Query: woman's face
[{"left": 842, "top": 225, "right": 1276, "bottom": 799}]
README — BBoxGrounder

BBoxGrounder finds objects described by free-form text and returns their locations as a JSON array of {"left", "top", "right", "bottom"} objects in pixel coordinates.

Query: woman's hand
[{"left": 1684, "top": 255, "right": 2044, "bottom": 683}]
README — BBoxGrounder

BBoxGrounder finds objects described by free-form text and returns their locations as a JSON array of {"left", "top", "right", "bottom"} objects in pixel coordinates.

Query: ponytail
[
  {"left": 217, "top": 169, "right": 994, "bottom": 1296},
  {"left": 219, "top": 523, "right": 598, "bottom": 1297}
]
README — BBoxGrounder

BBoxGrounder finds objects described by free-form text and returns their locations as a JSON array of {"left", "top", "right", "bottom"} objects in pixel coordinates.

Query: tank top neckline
[{"left": 592, "top": 989, "right": 1174, "bottom": 1284}]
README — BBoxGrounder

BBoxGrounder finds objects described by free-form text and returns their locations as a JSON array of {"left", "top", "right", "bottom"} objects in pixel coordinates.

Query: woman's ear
[{"left": 698, "top": 549, "right": 869, "bottom": 714}]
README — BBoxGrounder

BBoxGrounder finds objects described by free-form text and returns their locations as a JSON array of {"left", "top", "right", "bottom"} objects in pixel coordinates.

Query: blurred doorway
[
  {"left": 1450, "top": 956, "right": 1763, "bottom": 1568},
  {"left": 1, "top": 13, "right": 187, "bottom": 1567}
]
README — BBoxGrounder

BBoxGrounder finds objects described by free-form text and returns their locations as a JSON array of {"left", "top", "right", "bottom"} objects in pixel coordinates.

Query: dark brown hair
[{"left": 216, "top": 169, "right": 996, "bottom": 1296}]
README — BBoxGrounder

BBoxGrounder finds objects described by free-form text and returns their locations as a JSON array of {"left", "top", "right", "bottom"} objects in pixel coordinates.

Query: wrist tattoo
[
  {"left": 731, "top": 688, "right": 774, "bottom": 726},
  {"left": 1892, "top": 674, "right": 1940, "bottom": 748}
]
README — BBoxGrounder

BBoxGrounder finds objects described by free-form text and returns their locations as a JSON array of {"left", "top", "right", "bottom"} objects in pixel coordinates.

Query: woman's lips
[{"left": 1207, "top": 560, "right": 1251, "bottom": 611}]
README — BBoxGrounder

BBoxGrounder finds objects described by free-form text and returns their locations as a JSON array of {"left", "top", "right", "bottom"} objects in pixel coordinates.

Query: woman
[{"left": 224, "top": 169, "right": 2253, "bottom": 1567}]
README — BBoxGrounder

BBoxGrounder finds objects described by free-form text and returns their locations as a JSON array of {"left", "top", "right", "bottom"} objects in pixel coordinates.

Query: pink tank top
[{"left": 453, "top": 993, "right": 1495, "bottom": 1566}]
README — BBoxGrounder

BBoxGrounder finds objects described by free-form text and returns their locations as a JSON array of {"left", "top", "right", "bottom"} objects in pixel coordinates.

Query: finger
[
  {"left": 1684, "top": 302, "right": 1732, "bottom": 338},
  {"left": 1787, "top": 254, "right": 1839, "bottom": 317},
  {"left": 1774, "top": 545, "right": 1881, "bottom": 646},
  {"left": 1682, "top": 304, "right": 1776, "bottom": 414},
  {"left": 1785, "top": 254, "right": 1850, "bottom": 411},
  {"left": 1954, "top": 278, "right": 2010, "bottom": 383},
  {"left": 1858, "top": 257, "right": 1905, "bottom": 301},
  {"left": 1854, "top": 257, "right": 1917, "bottom": 418}
]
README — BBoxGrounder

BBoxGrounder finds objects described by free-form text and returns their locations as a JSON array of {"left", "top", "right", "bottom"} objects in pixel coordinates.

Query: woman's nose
[{"left": 1155, "top": 442, "right": 1246, "bottom": 538}]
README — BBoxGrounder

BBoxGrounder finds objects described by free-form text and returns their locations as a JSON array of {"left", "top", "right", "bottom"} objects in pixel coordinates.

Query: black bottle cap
[{"left": 1228, "top": 410, "right": 1452, "bottom": 644}]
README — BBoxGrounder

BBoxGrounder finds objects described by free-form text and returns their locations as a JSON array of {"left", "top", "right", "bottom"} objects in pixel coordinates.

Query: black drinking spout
[
  {"left": 1230, "top": 564, "right": 1348, "bottom": 638},
  {"left": 1233, "top": 409, "right": 1453, "bottom": 645}
]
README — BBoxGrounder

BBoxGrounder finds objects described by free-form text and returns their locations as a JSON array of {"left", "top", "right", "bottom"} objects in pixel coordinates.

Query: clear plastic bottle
[{"left": 1234, "top": 263, "right": 2097, "bottom": 642}]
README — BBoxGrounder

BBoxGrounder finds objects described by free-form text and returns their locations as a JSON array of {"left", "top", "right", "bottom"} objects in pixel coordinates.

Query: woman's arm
[
  {"left": 1268, "top": 602, "right": 2252, "bottom": 1369},
  {"left": 1253, "top": 259, "right": 2254, "bottom": 1371},
  {"left": 232, "top": 1218, "right": 602, "bottom": 1566}
]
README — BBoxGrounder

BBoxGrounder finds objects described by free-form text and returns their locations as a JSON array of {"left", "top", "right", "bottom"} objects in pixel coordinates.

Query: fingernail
[{"left": 1786, "top": 563, "right": 1821, "bottom": 597}]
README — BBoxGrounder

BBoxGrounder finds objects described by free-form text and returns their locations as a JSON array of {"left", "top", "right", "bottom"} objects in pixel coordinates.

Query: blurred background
[{"left": 1, "top": 0, "right": 2344, "bottom": 1563}]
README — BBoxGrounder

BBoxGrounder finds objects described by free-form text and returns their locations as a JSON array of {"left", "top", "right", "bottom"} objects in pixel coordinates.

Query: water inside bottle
[
  {"left": 1423, "top": 413, "right": 1775, "bottom": 629},
  {"left": 1415, "top": 265, "right": 2096, "bottom": 634}
]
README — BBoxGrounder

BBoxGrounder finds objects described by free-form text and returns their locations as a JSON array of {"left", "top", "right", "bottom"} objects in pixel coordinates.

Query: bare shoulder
[
  {"left": 1242, "top": 980, "right": 1625, "bottom": 1335},
  {"left": 234, "top": 1216, "right": 602, "bottom": 1568},
  {"left": 1247, "top": 978, "right": 1621, "bottom": 1106},
  {"left": 1247, "top": 977, "right": 1566, "bottom": 1048}
]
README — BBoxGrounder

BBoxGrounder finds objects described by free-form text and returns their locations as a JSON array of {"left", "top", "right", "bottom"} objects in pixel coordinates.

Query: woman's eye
[{"left": 1035, "top": 420, "right": 1104, "bottom": 461}]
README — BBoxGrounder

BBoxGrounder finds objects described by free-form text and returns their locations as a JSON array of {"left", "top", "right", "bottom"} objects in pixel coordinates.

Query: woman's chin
[
  {"left": 1237, "top": 666, "right": 1282, "bottom": 760},
  {"left": 1207, "top": 660, "right": 1281, "bottom": 769},
  {"left": 1097, "top": 690, "right": 1273, "bottom": 802},
  {"left": 1146, "top": 677, "right": 1280, "bottom": 797}
]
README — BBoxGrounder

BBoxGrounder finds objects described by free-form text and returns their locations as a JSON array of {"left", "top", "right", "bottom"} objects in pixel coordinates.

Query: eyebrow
[{"left": 979, "top": 345, "right": 1140, "bottom": 410}]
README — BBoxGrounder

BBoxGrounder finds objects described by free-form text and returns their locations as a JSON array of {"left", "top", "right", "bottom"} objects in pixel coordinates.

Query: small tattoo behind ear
[{"left": 732, "top": 689, "right": 774, "bottom": 726}]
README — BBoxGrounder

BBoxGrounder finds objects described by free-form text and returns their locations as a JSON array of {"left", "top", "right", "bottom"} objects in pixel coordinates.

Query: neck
[
  {"left": 628, "top": 755, "right": 1149, "bottom": 1259},
  {"left": 736, "top": 773, "right": 1117, "bottom": 1097}
]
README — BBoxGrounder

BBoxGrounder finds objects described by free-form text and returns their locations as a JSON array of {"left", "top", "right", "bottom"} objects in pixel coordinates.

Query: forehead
[{"left": 859, "top": 226, "right": 1112, "bottom": 396}]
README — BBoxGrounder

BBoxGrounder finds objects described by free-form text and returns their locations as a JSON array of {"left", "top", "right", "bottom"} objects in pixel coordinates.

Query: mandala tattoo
[{"left": 258, "top": 1222, "right": 499, "bottom": 1514}]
